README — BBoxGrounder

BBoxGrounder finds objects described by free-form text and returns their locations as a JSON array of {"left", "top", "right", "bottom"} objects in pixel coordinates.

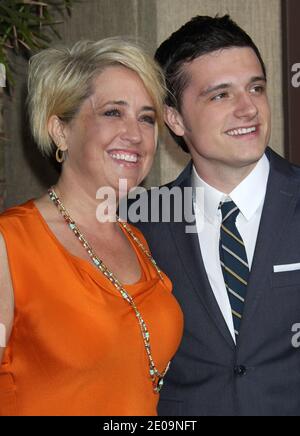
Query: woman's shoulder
[
  {"left": 0, "top": 229, "right": 15, "bottom": 359},
  {"left": 0, "top": 200, "right": 39, "bottom": 240},
  {"left": 0, "top": 200, "right": 36, "bottom": 224}
]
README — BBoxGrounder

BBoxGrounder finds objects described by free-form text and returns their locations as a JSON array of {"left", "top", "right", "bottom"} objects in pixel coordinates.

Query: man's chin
[{"left": 231, "top": 145, "right": 267, "bottom": 167}]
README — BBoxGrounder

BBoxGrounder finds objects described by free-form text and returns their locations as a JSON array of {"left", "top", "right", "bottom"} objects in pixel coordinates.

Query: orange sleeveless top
[{"left": 0, "top": 201, "right": 183, "bottom": 416}]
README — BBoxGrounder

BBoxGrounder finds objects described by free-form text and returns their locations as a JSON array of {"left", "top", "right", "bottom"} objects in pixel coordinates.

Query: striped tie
[{"left": 219, "top": 201, "right": 249, "bottom": 339}]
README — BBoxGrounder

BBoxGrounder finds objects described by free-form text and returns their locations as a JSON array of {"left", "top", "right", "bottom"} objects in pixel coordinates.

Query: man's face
[{"left": 167, "top": 47, "right": 271, "bottom": 172}]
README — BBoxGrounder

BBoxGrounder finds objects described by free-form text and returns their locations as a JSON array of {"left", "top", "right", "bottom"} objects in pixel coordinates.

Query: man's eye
[
  {"left": 104, "top": 109, "right": 121, "bottom": 117},
  {"left": 211, "top": 92, "right": 228, "bottom": 101},
  {"left": 250, "top": 85, "right": 265, "bottom": 94}
]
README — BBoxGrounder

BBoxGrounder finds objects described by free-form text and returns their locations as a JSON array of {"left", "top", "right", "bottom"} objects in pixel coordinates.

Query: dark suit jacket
[{"left": 128, "top": 148, "right": 300, "bottom": 416}]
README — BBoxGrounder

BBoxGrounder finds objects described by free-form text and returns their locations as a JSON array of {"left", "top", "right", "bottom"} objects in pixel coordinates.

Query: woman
[{"left": 0, "top": 38, "right": 183, "bottom": 416}]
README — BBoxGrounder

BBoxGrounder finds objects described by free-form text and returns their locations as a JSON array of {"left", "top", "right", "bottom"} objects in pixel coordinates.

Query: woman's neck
[{"left": 53, "top": 173, "right": 119, "bottom": 234}]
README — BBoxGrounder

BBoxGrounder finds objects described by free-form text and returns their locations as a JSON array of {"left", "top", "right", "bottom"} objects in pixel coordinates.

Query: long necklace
[{"left": 48, "top": 188, "right": 170, "bottom": 393}]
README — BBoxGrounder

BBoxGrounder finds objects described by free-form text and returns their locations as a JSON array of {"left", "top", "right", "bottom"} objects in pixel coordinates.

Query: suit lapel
[
  {"left": 166, "top": 150, "right": 299, "bottom": 348},
  {"left": 239, "top": 150, "right": 300, "bottom": 339},
  {"left": 169, "top": 168, "right": 235, "bottom": 349}
]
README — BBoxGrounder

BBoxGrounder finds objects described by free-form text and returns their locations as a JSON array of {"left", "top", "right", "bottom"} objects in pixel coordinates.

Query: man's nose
[{"left": 234, "top": 93, "right": 258, "bottom": 119}]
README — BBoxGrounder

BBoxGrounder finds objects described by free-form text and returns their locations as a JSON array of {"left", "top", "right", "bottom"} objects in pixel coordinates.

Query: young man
[{"left": 132, "top": 15, "right": 300, "bottom": 416}]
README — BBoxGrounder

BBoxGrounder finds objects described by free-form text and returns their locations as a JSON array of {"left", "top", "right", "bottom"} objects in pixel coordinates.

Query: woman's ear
[
  {"left": 164, "top": 105, "right": 185, "bottom": 137},
  {"left": 47, "top": 115, "right": 68, "bottom": 151}
]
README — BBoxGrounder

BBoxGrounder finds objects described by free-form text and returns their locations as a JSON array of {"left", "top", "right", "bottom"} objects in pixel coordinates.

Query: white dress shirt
[{"left": 192, "top": 154, "right": 270, "bottom": 342}]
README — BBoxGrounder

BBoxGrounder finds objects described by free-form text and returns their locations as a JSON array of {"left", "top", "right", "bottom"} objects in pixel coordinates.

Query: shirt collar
[
  {"left": 192, "top": 154, "right": 270, "bottom": 223},
  {"left": 192, "top": 167, "right": 225, "bottom": 224}
]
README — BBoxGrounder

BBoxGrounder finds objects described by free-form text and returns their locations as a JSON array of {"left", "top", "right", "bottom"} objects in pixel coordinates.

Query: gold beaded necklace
[{"left": 48, "top": 188, "right": 170, "bottom": 393}]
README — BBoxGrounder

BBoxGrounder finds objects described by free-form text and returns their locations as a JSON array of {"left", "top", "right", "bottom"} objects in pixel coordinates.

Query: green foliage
[{"left": 0, "top": 0, "right": 76, "bottom": 87}]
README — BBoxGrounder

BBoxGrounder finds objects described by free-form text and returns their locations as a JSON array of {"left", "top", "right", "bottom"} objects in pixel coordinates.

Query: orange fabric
[{"left": 0, "top": 201, "right": 183, "bottom": 416}]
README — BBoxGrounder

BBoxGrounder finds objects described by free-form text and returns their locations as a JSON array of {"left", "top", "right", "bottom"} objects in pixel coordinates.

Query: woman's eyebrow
[{"left": 99, "top": 101, "right": 156, "bottom": 112}]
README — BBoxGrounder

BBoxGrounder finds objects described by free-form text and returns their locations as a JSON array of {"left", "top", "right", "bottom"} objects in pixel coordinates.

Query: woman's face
[{"left": 60, "top": 66, "right": 158, "bottom": 197}]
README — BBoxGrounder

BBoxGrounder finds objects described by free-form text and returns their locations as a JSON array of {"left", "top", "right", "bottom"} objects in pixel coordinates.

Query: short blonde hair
[{"left": 27, "top": 38, "right": 166, "bottom": 156}]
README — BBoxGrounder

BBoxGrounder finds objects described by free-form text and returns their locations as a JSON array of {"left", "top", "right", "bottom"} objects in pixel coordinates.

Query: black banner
[{"left": 0, "top": 417, "right": 205, "bottom": 433}]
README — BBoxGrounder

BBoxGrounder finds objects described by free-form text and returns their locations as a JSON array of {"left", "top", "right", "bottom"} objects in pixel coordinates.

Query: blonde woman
[{"left": 0, "top": 38, "right": 183, "bottom": 416}]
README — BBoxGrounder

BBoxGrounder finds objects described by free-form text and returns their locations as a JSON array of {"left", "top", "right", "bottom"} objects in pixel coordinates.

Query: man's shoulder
[
  {"left": 267, "top": 147, "right": 300, "bottom": 181},
  {"left": 127, "top": 161, "right": 192, "bottom": 203},
  {"left": 151, "top": 159, "right": 193, "bottom": 191},
  {"left": 287, "top": 161, "right": 300, "bottom": 179},
  {"left": 123, "top": 161, "right": 193, "bottom": 227}
]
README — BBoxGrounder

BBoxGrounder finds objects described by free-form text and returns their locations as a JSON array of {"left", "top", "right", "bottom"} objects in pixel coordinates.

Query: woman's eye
[
  {"left": 140, "top": 115, "right": 156, "bottom": 125},
  {"left": 104, "top": 109, "right": 121, "bottom": 117}
]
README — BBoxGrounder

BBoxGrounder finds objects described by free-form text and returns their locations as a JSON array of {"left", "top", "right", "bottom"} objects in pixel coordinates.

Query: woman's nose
[{"left": 122, "top": 118, "right": 142, "bottom": 144}]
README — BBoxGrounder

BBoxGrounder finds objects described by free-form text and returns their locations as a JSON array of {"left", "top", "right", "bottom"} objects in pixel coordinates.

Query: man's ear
[
  {"left": 47, "top": 115, "right": 68, "bottom": 151},
  {"left": 164, "top": 105, "right": 185, "bottom": 137}
]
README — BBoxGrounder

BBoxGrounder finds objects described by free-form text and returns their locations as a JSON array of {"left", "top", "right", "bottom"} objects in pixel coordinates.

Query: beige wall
[{"left": 4, "top": 0, "right": 283, "bottom": 207}]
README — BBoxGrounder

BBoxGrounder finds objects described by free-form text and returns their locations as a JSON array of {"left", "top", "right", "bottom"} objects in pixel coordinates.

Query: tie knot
[{"left": 220, "top": 201, "right": 239, "bottom": 222}]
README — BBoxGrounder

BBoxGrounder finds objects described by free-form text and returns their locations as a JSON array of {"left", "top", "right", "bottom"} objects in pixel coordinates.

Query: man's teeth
[
  {"left": 110, "top": 152, "right": 138, "bottom": 163},
  {"left": 227, "top": 126, "right": 257, "bottom": 136}
]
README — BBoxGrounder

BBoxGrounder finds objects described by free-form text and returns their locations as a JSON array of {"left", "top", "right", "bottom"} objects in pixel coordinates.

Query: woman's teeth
[{"left": 110, "top": 152, "right": 138, "bottom": 163}]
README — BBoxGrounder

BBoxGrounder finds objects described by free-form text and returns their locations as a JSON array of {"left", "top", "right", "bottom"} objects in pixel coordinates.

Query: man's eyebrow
[
  {"left": 200, "top": 76, "right": 267, "bottom": 97},
  {"left": 200, "top": 83, "right": 232, "bottom": 97},
  {"left": 249, "top": 76, "right": 267, "bottom": 84}
]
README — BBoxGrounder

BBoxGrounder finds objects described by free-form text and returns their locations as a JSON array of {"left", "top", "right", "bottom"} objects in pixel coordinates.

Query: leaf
[{"left": 0, "top": 0, "right": 79, "bottom": 89}]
